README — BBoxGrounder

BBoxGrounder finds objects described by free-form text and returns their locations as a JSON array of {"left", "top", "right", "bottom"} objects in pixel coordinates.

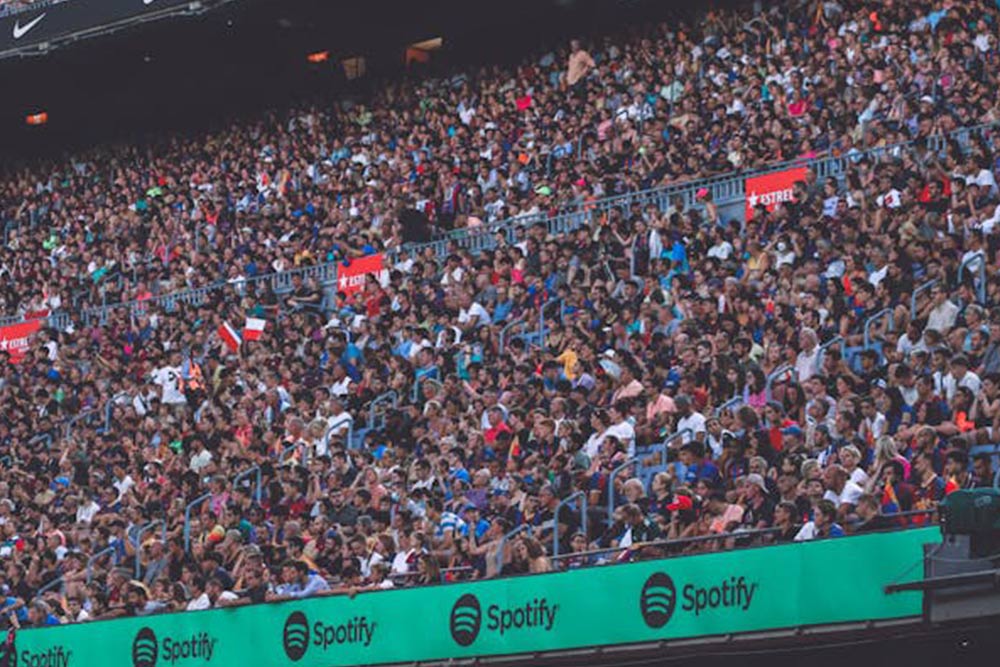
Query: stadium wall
[{"left": 9, "top": 528, "right": 937, "bottom": 667}]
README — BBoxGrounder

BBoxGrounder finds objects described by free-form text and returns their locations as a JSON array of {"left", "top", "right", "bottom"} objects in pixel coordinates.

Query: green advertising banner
[{"left": 14, "top": 528, "right": 935, "bottom": 667}]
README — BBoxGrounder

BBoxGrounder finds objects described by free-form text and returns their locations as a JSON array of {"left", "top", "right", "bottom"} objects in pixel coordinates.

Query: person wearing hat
[{"left": 739, "top": 473, "right": 775, "bottom": 530}]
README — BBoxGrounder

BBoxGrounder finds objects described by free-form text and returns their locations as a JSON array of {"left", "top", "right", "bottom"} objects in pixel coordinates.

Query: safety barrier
[
  {"left": 863, "top": 308, "right": 895, "bottom": 351},
  {"left": 538, "top": 297, "right": 563, "bottom": 350},
  {"left": 958, "top": 251, "right": 987, "bottom": 304},
  {"left": 233, "top": 466, "right": 263, "bottom": 504},
  {"left": 551, "top": 491, "right": 587, "bottom": 559},
  {"left": 183, "top": 493, "right": 212, "bottom": 553},
  {"left": 367, "top": 390, "right": 399, "bottom": 431},
  {"left": 713, "top": 395, "right": 743, "bottom": 417},
  {"left": 911, "top": 279, "right": 938, "bottom": 321},
  {"left": 494, "top": 524, "right": 534, "bottom": 574},
  {"left": 324, "top": 415, "right": 355, "bottom": 450},
  {"left": 607, "top": 457, "right": 640, "bottom": 526},
  {"left": 133, "top": 520, "right": 167, "bottom": 577},
  {"left": 816, "top": 336, "right": 843, "bottom": 374},
  {"left": 86, "top": 546, "right": 118, "bottom": 584},
  {"left": 764, "top": 364, "right": 794, "bottom": 401},
  {"left": 12, "top": 527, "right": 938, "bottom": 667}
]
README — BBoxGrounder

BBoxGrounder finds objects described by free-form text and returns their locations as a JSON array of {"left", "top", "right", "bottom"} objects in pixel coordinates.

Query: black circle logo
[
  {"left": 283, "top": 611, "right": 310, "bottom": 661},
  {"left": 132, "top": 627, "right": 159, "bottom": 667},
  {"left": 449, "top": 593, "right": 482, "bottom": 646},
  {"left": 640, "top": 572, "right": 677, "bottom": 629}
]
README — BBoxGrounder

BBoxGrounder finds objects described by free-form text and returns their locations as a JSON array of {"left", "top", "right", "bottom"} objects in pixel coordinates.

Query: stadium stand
[
  {"left": 0, "top": 0, "right": 997, "bottom": 625},
  {"left": 0, "top": 0, "right": 68, "bottom": 18}
]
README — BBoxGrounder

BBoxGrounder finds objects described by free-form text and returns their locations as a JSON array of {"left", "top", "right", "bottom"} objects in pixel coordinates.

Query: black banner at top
[{"left": 0, "top": 0, "right": 214, "bottom": 56}]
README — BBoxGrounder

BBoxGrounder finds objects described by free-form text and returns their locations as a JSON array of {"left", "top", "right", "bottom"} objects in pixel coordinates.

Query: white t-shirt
[
  {"left": 940, "top": 371, "right": 982, "bottom": 402},
  {"left": 458, "top": 302, "right": 491, "bottom": 328},
  {"left": 824, "top": 479, "right": 863, "bottom": 508},
  {"left": 151, "top": 366, "right": 187, "bottom": 405},
  {"left": 676, "top": 412, "right": 707, "bottom": 443},
  {"left": 603, "top": 421, "right": 636, "bottom": 457}
]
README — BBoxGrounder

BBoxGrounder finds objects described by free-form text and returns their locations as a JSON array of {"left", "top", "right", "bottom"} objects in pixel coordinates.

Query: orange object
[
  {"left": 25, "top": 112, "right": 48, "bottom": 126},
  {"left": 307, "top": 51, "right": 329, "bottom": 64}
]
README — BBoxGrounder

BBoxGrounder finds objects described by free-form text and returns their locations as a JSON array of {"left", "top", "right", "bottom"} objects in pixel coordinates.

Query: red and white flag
[
  {"left": 244, "top": 317, "right": 266, "bottom": 342},
  {"left": 218, "top": 321, "right": 242, "bottom": 353}
]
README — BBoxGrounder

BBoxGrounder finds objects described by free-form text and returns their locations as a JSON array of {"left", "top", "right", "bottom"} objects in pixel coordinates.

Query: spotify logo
[
  {"left": 283, "top": 612, "right": 310, "bottom": 662},
  {"left": 640, "top": 572, "right": 677, "bottom": 629},
  {"left": 449, "top": 594, "right": 482, "bottom": 647},
  {"left": 132, "top": 628, "right": 159, "bottom": 667}
]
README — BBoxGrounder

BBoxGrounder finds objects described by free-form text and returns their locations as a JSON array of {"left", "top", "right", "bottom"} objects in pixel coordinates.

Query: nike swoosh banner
[
  {"left": 0, "top": 0, "right": 196, "bottom": 54},
  {"left": 10, "top": 528, "right": 935, "bottom": 667}
]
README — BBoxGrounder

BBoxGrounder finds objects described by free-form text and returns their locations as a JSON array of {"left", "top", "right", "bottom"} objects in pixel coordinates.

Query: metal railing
[
  {"left": 538, "top": 298, "right": 563, "bottom": 350},
  {"left": 552, "top": 491, "right": 588, "bottom": 559},
  {"left": 765, "top": 364, "right": 794, "bottom": 400},
  {"left": 551, "top": 526, "right": 788, "bottom": 570},
  {"left": 134, "top": 520, "right": 167, "bottom": 578},
  {"left": 324, "top": 415, "right": 355, "bottom": 450},
  {"left": 367, "top": 391, "right": 398, "bottom": 431},
  {"left": 233, "top": 466, "right": 262, "bottom": 504},
  {"left": 863, "top": 308, "right": 894, "bottom": 350},
  {"left": 499, "top": 318, "right": 529, "bottom": 355},
  {"left": 816, "top": 336, "right": 843, "bottom": 374},
  {"left": 650, "top": 428, "right": 693, "bottom": 468},
  {"left": 713, "top": 396, "right": 743, "bottom": 418},
  {"left": 494, "top": 524, "right": 534, "bottom": 574},
  {"left": 183, "top": 493, "right": 212, "bottom": 553},
  {"left": 607, "top": 457, "right": 639, "bottom": 526},
  {"left": 101, "top": 391, "right": 132, "bottom": 434},
  {"left": 958, "top": 251, "right": 987, "bottom": 305},
  {"left": 911, "top": 279, "right": 938, "bottom": 321},
  {"left": 86, "top": 546, "right": 118, "bottom": 584},
  {"left": 34, "top": 577, "right": 65, "bottom": 600}
]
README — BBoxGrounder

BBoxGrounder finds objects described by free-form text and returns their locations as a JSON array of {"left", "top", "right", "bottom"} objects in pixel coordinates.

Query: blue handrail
[
  {"left": 183, "top": 493, "right": 212, "bottom": 553},
  {"left": 367, "top": 390, "right": 399, "bottom": 430},
  {"left": 86, "top": 546, "right": 117, "bottom": 584},
  {"left": 713, "top": 396, "right": 743, "bottom": 418},
  {"left": 910, "top": 279, "right": 938, "bottom": 322},
  {"left": 494, "top": 524, "right": 533, "bottom": 574},
  {"left": 233, "top": 466, "right": 262, "bottom": 504},
  {"left": 863, "top": 308, "right": 894, "bottom": 350},
  {"left": 958, "top": 251, "right": 986, "bottom": 305},
  {"left": 134, "top": 520, "right": 167, "bottom": 578},
  {"left": 552, "top": 491, "right": 588, "bottom": 560},
  {"left": 652, "top": 428, "right": 693, "bottom": 468},
  {"left": 324, "top": 415, "right": 356, "bottom": 450},
  {"left": 765, "top": 364, "right": 794, "bottom": 401},
  {"left": 607, "top": 457, "right": 639, "bottom": 527}
]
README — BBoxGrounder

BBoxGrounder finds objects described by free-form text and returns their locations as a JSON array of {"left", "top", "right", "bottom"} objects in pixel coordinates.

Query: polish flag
[
  {"left": 218, "top": 321, "right": 242, "bottom": 353},
  {"left": 244, "top": 318, "right": 266, "bottom": 342}
]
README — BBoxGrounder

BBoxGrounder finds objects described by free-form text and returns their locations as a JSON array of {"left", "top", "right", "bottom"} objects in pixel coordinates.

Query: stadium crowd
[
  {"left": 0, "top": 0, "right": 67, "bottom": 19},
  {"left": 0, "top": 0, "right": 999, "bottom": 626}
]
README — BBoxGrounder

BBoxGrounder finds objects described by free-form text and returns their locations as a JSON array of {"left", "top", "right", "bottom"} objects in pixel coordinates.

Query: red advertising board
[
  {"left": 337, "top": 254, "right": 388, "bottom": 295},
  {"left": 744, "top": 167, "right": 809, "bottom": 219},
  {"left": 0, "top": 319, "right": 41, "bottom": 363}
]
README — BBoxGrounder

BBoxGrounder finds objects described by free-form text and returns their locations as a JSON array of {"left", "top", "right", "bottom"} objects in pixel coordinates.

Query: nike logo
[
  {"left": 143, "top": 0, "right": 157, "bottom": 4},
  {"left": 12, "top": 13, "right": 46, "bottom": 39}
]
